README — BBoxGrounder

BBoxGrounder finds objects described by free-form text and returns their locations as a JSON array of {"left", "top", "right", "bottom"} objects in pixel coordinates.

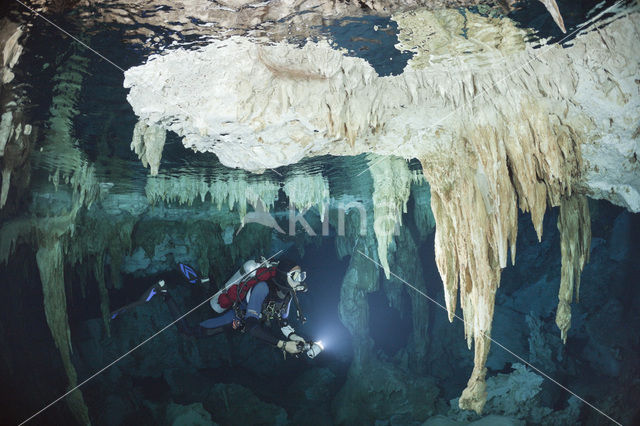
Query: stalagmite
[
  {"left": 556, "top": 195, "right": 591, "bottom": 343},
  {"left": 131, "top": 120, "right": 167, "bottom": 176},
  {"left": 368, "top": 155, "right": 413, "bottom": 278}
]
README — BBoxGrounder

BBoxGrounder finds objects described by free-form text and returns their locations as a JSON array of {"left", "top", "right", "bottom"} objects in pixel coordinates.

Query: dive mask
[{"left": 287, "top": 269, "right": 308, "bottom": 292}]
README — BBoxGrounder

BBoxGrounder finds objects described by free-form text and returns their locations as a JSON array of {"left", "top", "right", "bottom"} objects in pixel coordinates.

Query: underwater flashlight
[{"left": 305, "top": 340, "right": 324, "bottom": 359}]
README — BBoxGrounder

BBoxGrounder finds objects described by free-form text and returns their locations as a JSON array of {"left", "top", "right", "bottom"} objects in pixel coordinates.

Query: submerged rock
[
  {"left": 165, "top": 402, "right": 216, "bottom": 426},
  {"left": 333, "top": 358, "right": 439, "bottom": 425},
  {"left": 206, "top": 383, "right": 288, "bottom": 425}
]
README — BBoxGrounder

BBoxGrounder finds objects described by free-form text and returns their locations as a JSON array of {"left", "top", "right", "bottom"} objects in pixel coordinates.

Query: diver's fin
[
  {"left": 110, "top": 281, "right": 166, "bottom": 321},
  {"left": 178, "top": 263, "right": 210, "bottom": 285}
]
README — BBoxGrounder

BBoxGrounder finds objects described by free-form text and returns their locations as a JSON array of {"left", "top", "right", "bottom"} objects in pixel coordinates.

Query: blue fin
[{"left": 179, "top": 263, "right": 199, "bottom": 284}]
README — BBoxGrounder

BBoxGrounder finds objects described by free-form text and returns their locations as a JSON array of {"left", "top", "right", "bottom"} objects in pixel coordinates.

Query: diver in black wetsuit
[{"left": 112, "top": 258, "right": 323, "bottom": 358}]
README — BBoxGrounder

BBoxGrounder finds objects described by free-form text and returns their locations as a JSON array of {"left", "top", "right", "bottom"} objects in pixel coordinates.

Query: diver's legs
[
  {"left": 245, "top": 281, "right": 269, "bottom": 319},
  {"left": 164, "top": 293, "right": 203, "bottom": 336},
  {"left": 199, "top": 310, "right": 235, "bottom": 329},
  {"left": 110, "top": 281, "right": 166, "bottom": 320}
]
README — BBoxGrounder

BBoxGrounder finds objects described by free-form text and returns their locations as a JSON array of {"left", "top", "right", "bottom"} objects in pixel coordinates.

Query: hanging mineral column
[
  {"left": 556, "top": 194, "right": 591, "bottom": 343},
  {"left": 36, "top": 240, "right": 91, "bottom": 425}
]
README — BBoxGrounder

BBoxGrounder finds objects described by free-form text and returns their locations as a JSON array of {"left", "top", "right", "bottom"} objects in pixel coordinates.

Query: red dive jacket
[{"left": 217, "top": 266, "right": 278, "bottom": 310}]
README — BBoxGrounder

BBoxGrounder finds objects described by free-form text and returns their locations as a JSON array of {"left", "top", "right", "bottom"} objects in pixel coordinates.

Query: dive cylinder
[{"left": 210, "top": 260, "right": 260, "bottom": 313}]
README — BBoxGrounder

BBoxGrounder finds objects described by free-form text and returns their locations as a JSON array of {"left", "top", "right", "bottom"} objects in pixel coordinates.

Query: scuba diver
[{"left": 110, "top": 258, "right": 323, "bottom": 359}]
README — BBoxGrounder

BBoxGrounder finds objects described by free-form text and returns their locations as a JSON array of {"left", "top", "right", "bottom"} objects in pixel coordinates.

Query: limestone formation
[
  {"left": 555, "top": 195, "right": 591, "bottom": 343},
  {"left": 145, "top": 172, "right": 283, "bottom": 221},
  {"left": 337, "top": 210, "right": 380, "bottom": 367},
  {"left": 368, "top": 154, "right": 413, "bottom": 278},
  {"left": 37, "top": 43, "right": 90, "bottom": 180},
  {"left": 283, "top": 173, "right": 330, "bottom": 221},
  {"left": 131, "top": 120, "right": 167, "bottom": 176},
  {"left": 1, "top": 38, "right": 96, "bottom": 420}
]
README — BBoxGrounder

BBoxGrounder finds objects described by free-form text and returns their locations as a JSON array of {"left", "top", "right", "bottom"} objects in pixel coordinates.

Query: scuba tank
[
  {"left": 210, "top": 259, "right": 278, "bottom": 313},
  {"left": 210, "top": 260, "right": 260, "bottom": 313}
]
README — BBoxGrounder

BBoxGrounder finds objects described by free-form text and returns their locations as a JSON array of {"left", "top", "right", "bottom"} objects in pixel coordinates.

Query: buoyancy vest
[{"left": 216, "top": 266, "right": 277, "bottom": 310}]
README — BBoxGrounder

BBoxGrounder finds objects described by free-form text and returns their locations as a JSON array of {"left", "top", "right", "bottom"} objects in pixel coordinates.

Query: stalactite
[
  {"left": 283, "top": 172, "right": 330, "bottom": 221},
  {"left": 123, "top": 4, "right": 639, "bottom": 213},
  {"left": 0, "top": 19, "right": 24, "bottom": 85},
  {"left": 94, "top": 253, "right": 111, "bottom": 337},
  {"left": 420, "top": 99, "right": 584, "bottom": 413},
  {"left": 411, "top": 179, "right": 436, "bottom": 242},
  {"left": 338, "top": 243, "right": 379, "bottom": 369},
  {"left": 38, "top": 46, "right": 89, "bottom": 175},
  {"left": 107, "top": 217, "right": 136, "bottom": 290},
  {"left": 36, "top": 240, "right": 91, "bottom": 425},
  {"left": 387, "top": 225, "right": 430, "bottom": 373},
  {"left": 368, "top": 155, "right": 413, "bottom": 279},
  {"left": 131, "top": 120, "right": 166, "bottom": 176},
  {"left": 334, "top": 206, "right": 380, "bottom": 369},
  {"left": 145, "top": 173, "right": 281, "bottom": 222},
  {"left": 556, "top": 195, "right": 591, "bottom": 343}
]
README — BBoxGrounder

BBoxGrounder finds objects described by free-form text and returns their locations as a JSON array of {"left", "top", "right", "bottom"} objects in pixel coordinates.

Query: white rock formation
[
  {"left": 131, "top": 120, "right": 166, "bottom": 176},
  {"left": 283, "top": 172, "right": 330, "bottom": 220},
  {"left": 0, "top": 19, "right": 23, "bottom": 84},
  {"left": 368, "top": 154, "right": 413, "bottom": 278},
  {"left": 123, "top": 4, "right": 640, "bottom": 212},
  {"left": 145, "top": 172, "right": 281, "bottom": 220}
]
